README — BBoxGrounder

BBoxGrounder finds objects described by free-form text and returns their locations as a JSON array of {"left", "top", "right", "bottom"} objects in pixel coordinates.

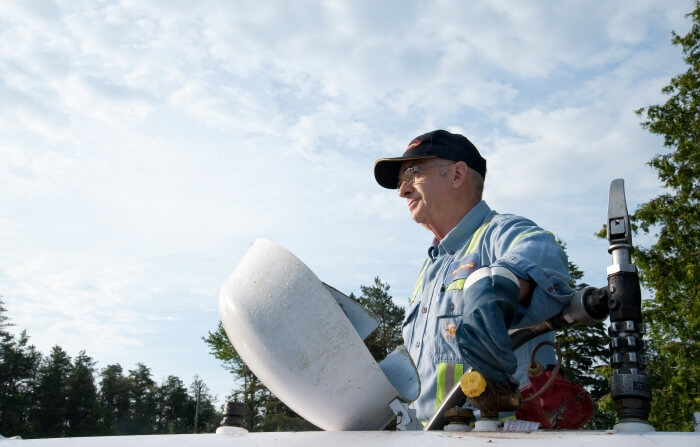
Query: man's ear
[{"left": 452, "top": 161, "right": 468, "bottom": 188}]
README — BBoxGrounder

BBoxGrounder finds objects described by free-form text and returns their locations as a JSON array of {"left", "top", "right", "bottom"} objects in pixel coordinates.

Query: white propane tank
[{"left": 219, "top": 239, "right": 420, "bottom": 431}]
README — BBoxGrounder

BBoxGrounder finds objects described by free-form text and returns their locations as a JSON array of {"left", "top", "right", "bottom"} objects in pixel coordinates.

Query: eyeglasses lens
[{"left": 397, "top": 167, "right": 417, "bottom": 189}]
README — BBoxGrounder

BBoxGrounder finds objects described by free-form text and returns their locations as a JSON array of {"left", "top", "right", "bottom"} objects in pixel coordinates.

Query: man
[{"left": 374, "top": 129, "right": 572, "bottom": 423}]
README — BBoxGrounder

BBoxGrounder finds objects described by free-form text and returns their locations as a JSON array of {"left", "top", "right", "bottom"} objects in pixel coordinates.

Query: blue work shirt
[{"left": 402, "top": 200, "right": 572, "bottom": 423}]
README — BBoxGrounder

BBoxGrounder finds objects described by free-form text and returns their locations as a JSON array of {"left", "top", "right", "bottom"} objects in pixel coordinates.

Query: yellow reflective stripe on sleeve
[
  {"left": 410, "top": 258, "right": 431, "bottom": 304},
  {"left": 446, "top": 278, "right": 466, "bottom": 291},
  {"left": 463, "top": 214, "right": 498, "bottom": 256},
  {"left": 507, "top": 230, "right": 553, "bottom": 251},
  {"left": 435, "top": 362, "right": 465, "bottom": 410}
]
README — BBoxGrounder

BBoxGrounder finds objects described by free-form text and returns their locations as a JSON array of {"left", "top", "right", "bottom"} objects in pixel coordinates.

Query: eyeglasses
[{"left": 397, "top": 162, "right": 456, "bottom": 189}]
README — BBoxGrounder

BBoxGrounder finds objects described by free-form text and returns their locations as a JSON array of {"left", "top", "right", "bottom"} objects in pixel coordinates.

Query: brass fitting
[
  {"left": 459, "top": 371, "right": 522, "bottom": 419},
  {"left": 461, "top": 371, "right": 488, "bottom": 397}
]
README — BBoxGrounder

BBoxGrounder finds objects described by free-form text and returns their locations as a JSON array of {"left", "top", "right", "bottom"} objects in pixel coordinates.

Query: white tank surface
[
  {"left": 2, "top": 430, "right": 698, "bottom": 447},
  {"left": 218, "top": 239, "right": 419, "bottom": 431}
]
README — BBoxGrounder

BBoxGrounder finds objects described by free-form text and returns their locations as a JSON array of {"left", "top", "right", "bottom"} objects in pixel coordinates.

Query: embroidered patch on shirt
[
  {"left": 447, "top": 253, "right": 480, "bottom": 281},
  {"left": 443, "top": 322, "right": 457, "bottom": 339}
]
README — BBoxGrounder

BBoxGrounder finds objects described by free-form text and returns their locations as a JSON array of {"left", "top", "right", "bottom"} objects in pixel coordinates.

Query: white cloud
[{"left": 2, "top": 255, "right": 152, "bottom": 354}]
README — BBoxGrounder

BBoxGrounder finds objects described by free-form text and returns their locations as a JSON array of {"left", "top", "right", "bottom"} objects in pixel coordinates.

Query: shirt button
[
  {"left": 422, "top": 307, "right": 428, "bottom": 313},
  {"left": 415, "top": 341, "right": 421, "bottom": 348}
]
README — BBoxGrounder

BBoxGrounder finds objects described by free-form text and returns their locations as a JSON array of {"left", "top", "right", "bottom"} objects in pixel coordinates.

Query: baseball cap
[{"left": 374, "top": 129, "right": 487, "bottom": 189}]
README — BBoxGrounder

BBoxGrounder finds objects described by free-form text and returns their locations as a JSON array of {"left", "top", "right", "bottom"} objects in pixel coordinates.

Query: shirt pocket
[{"left": 433, "top": 295, "right": 465, "bottom": 363}]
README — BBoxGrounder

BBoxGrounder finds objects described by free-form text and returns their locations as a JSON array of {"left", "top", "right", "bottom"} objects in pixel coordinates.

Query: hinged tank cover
[{"left": 219, "top": 239, "right": 419, "bottom": 430}]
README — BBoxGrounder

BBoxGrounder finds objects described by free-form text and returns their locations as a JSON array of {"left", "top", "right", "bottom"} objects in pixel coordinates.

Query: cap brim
[{"left": 373, "top": 155, "right": 437, "bottom": 189}]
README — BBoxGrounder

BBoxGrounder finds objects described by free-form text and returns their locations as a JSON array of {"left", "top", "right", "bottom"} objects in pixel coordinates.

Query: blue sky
[{"left": 0, "top": 0, "right": 694, "bottom": 405}]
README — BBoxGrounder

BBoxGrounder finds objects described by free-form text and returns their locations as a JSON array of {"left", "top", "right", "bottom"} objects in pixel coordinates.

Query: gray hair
[
  {"left": 469, "top": 167, "right": 484, "bottom": 199},
  {"left": 438, "top": 163, "right": 484, "bottom": 199}
]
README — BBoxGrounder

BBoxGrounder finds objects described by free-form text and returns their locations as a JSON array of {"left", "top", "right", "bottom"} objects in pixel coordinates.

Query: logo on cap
[{"left": 406, "top": 138, "right": 421, "bottom": 151}]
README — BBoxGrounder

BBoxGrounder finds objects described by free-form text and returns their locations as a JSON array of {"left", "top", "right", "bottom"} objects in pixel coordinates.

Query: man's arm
[
  {"left": 518, "top": 278, "right": 535, "bottom": 305},
  {"left": 486, "top": 216, "right": 572, "bottom": 327}
]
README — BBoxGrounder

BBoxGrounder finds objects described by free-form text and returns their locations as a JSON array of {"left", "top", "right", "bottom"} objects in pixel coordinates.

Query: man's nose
[{"left": 398, "top": 181, "right": 411, "bottom": 197}]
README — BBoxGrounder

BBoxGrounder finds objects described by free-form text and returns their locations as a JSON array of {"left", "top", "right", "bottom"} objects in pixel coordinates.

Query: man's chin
[{"left": 410, "top": 209, "right": 424, "bottom": 224}]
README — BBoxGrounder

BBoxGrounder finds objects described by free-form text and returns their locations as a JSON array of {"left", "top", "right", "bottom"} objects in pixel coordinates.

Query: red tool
[{"left": 515, "top": 341, "right": 594, "bottom": 429}]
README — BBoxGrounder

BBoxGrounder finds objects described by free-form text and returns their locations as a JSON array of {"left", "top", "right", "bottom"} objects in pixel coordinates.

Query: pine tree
[
  {"left": 156, "top": 375, "right": 197, "bottom": 434},
  {"left": 126, "top": 363, "right": 157, "bottom": 434},
  {"left": 350, "top": 277, "right": 405, "bottom": 361},
  {"left": 98, "top": 364, "right": 131, "bottom": 435},
  {"left": 35, "top": 346, "right": 71, "bottom": 437},
  {"left": 631, "top": 2, "right": 700, "bottom": 431},
  {"left": 65, "top": 351, "right": 99, "bottom": 436},
  {"left": 0, "top": 317, "right": 42, "bottom": 438}
]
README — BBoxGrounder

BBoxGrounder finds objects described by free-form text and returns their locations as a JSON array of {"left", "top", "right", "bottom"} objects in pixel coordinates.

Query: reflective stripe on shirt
[
  {"left": 462, "top": 216, "right": 496, "bottom": 256},
  {"left": 410, "top": 259, "right": 431, "bottom": 304},
  {"left": 507, "top": 230, "right": 554, "bottom": 251},
  {"left": 435, "top": 362, "right": 464, "bottom": 410}
]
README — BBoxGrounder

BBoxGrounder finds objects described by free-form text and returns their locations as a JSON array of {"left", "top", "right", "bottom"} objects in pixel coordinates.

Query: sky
[{"left": 0, "top": 0, "right": 694, "bottom": 406}]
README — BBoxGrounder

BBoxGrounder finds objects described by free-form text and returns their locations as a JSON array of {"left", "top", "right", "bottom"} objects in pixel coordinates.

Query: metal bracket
[
  {"left": 607, "top": 179, "right": 637, "bottom": 268},
  {"left": 607, "top": 179, "right": 632, "bottom": 246},
  {"left": 388, "top": 399, "right": 420, "bottom": 431}
]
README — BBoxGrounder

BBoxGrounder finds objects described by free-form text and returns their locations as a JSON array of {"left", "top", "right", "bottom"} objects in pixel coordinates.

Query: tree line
[{"left": 0, "top": 302, "right": 220, "bottom": 439}]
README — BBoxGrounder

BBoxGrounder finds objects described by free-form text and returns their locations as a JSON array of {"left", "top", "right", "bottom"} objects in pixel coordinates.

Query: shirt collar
[{"left": 436, "top": 200, "right": 492, "bottom": 257}]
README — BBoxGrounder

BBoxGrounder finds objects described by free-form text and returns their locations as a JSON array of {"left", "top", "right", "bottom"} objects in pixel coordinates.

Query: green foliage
[
  {"left": 351, "top": 277, "right": 405, "bottom": 360},
  {"left": 98, "top": 364, "right": 131, "bottom": 435},
  {"left": 155, "top": 375, "right": 190, "bottom": 433},
  {"left": 66, "top": 351, "right": 100, "bottom": 436},
  {"left": 35, "top": 346, "right": 71, "bottom": 437},
  {"left": 554, "top": 249, "right": 616, "bottom": 429},
  {"left": 0, "top": 297, "right": 220, "bottom": 438},
  {"left": 204, "top": 322, "right": 264, "bottom": 430},
  {"left": 125, "top": 363, "right": 157, "bottom": 434},
  {"left": 0, "top": 314, "right": 42, "bottom": 438},
  {"left": 0, "top": 297, "right": 10, "bottom": 332},
  {"left": 631, "top": 1, "right": 700, "bottom": 432}
]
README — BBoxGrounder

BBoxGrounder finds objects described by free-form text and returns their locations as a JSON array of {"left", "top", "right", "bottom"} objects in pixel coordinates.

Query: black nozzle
[{"left": 606, "top": 179, "right": 652, "bottom": 426}]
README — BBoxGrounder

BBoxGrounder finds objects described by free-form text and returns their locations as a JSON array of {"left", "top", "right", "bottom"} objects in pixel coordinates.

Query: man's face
[{"left": 397, "top": 159, "right": 453, "bottom": 227}]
